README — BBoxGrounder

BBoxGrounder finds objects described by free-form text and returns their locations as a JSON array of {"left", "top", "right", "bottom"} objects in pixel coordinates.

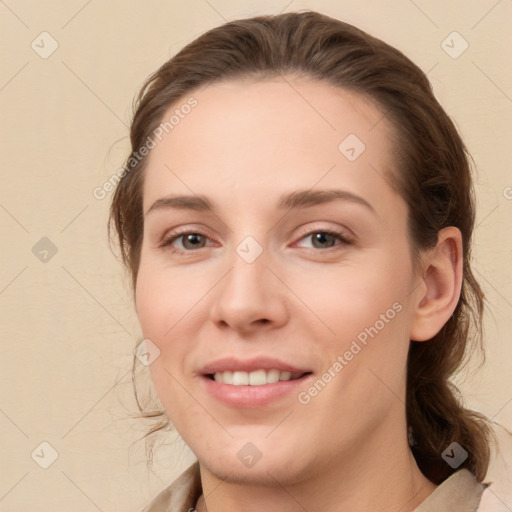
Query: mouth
[
  {"left": 206, "top": 369, "right": 310, "bottom": 385},
  {"left": 198, "top": 357, "right": 314, "bottom": 408}
]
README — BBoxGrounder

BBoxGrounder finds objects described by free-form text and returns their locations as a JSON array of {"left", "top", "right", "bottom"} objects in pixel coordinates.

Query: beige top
[{"left": 139, "top": 462, "right": 490, "bottom": 512}]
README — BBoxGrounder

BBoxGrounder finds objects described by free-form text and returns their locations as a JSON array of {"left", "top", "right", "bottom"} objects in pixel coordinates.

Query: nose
[{"left": 209, "top": 242, "right": 289, "bottom": 336}]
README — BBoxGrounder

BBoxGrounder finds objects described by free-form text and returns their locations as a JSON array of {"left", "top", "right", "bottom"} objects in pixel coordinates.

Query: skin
[{"left": 135, "top": 76, "right": 463, "bottom": 512}]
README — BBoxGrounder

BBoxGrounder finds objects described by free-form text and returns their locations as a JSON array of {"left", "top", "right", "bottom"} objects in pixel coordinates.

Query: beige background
[{"left": 1, "top": 0, "right": 511, "bottom": 510}]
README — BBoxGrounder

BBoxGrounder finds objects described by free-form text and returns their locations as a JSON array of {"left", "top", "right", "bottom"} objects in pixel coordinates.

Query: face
[{"left": 135, "top": 76, "right": 421, "bottom": 485}]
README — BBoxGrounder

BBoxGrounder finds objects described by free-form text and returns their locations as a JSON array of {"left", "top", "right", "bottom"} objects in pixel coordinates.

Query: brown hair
[{"left": 109, "top": 10, "right": 494, "bottom": 483}]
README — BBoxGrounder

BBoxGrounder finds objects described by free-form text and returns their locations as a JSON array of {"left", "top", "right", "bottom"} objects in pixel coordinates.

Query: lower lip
[{"left": 200, "top": 374, "right": 312, "bottom": 408}]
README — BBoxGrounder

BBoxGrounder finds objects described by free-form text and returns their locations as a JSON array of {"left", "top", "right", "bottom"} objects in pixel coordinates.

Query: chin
[
  {"left": 194, "top": 436, "right": 317, "bottom": 487},
  {"left": 200, "top": 454, "right": 307, "bottom": 486}
]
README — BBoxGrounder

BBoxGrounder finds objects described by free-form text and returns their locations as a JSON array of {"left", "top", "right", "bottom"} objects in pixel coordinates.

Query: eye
[
  {"left": 161, "top": 231, "right": 212, "bottom": 252},
  {"left": 295, "top": 229, "right": 352, "bottom": 250},
  {"left": 160, "top": 227, "right": 352, "bottom": 254}
]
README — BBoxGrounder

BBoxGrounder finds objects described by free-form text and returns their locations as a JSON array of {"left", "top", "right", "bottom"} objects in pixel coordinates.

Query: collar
[{"left": 139, "top": 462, "right": 489, "bottom": 512}]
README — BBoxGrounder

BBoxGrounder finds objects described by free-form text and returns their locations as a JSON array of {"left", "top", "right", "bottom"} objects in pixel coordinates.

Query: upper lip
[{"left": 200, "top": 356, "right": 311, "bottom": 375}]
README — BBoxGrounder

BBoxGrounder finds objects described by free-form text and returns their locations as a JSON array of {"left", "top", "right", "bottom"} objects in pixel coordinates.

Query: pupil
[
  {"left": 185, "top": 234, "right": 203, "bottom": 248},
  {"left": 314, "top": 232, "right": 334, "bottom": 248}
]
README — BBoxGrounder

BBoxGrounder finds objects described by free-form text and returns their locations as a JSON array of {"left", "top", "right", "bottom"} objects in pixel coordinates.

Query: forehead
[{"left": 142, "top": 76, "right": 401, "bottom": 217}]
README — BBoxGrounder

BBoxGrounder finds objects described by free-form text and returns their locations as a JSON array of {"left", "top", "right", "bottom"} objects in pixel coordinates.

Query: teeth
[
  {"left": 249, "top": 369, "right": 266, "bottom": 386},
  {"left": 212, "top": 369, "right": 304, "bottom": 386},
  {"left": 266, "top": 369, "right": 280, "bottom": 384},
  {"left": 232, "top": 371, "right": 249, "bottom": 386}
]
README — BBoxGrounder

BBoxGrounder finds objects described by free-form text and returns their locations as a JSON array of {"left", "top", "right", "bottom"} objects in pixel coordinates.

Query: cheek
[
  {"left": 134, "top": 263, "right": 188, "bottom": 392},
  {"left": 136, "top": 265, "right": 199, "bottom": 426},
  {"left": 134, "top": 256, "right": 211, "bottom": 401},
  {"left": 135, "top": 258, "right": 195, "bottom": 341},
  {"left": 291, "top": 252, "right": 412, "bottom": 396},
  {"left": 292, "top": 255, "right": 410, "bottom": 344},
  {"left": 294, "top": 296, "right": 410, "bottom": 442}
]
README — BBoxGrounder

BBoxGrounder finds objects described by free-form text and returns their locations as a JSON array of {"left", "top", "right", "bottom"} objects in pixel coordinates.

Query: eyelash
[{"left": 160, "top": 227, "right": 353, "bottom": 255}]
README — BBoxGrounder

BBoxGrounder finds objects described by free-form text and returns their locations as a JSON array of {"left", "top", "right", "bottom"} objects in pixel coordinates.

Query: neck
[{"left": 196, "top": 424, "right": 437, "bottom": 512}]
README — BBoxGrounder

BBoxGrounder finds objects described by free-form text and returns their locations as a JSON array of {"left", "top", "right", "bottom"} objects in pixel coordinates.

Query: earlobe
[{"left": 410, "top": 227, "right": 463, "bottom": 342}]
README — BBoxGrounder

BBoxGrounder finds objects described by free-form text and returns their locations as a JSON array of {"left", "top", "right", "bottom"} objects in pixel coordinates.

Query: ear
[{"left": 410, "top": 227, "right": 463, "bottom": 342}]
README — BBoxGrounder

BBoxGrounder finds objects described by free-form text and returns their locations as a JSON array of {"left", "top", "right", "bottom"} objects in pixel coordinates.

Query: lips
[
  {"left": 198, "top": 356, "right": 313, "bottom": 408},
  {"left": 200, "top": 356, "right": 310, "bottom": 375}
]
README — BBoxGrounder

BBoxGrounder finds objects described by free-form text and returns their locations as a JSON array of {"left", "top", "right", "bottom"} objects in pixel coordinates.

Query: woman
[{"left": 109, "top": 11, "right": 493, "bottom": 511}]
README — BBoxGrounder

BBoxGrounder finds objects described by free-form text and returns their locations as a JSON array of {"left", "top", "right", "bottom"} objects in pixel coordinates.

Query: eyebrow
[{"left": 145, "top": 188, "right": 376, "bottom": 216}]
